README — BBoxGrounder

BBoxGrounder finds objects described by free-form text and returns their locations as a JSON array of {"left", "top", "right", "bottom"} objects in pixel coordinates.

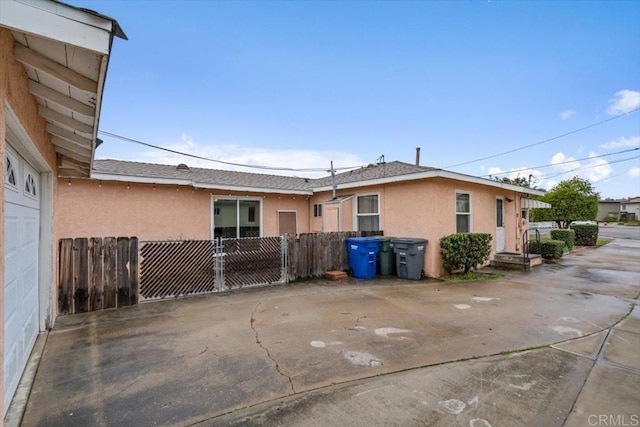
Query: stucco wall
[
  {"left": 1, "top": 27, "right": 58, "bottom": 417},
  {"left": 313, "top": 177, "right": 522, "bottom": 278},
  {"left": 55, "top": 179, "right": 311, "bottom": 240}
]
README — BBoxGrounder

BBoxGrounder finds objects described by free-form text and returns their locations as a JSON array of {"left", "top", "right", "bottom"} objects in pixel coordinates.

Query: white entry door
[
  {"left": 496, "top": 198, "right": 505, "bottom": 252},
  {"left": 4, "top": 148, "right": 40, "bottom": 415}
]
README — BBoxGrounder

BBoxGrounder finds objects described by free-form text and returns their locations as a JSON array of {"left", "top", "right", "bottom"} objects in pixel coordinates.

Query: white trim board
[
  {"left": 90, "top": 172, "right": 313, "bottom": 195},
  {"left": 313, "top": 169, "right": 546, "bottom": 196},
  {"left": 0, "top": 0, "right": 114, "bottom": 54}
]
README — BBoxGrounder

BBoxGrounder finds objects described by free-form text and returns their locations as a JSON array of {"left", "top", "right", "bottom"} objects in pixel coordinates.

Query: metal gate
[{"left": 139, "top": 237, "right": 287, "bottom": 300}]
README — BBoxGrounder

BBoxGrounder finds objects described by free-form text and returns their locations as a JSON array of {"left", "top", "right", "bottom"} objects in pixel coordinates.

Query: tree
[
  {"left": 530, "top": 177, "right": 599, "bottom": 228},
  {"left": 492, "top": 176, "right": 531, "bottom": 188}
]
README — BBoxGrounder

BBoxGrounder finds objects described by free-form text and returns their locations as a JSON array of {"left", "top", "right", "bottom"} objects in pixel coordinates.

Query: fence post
[{"left": 281, "top": 235, "right": 289, "bottom": 283}]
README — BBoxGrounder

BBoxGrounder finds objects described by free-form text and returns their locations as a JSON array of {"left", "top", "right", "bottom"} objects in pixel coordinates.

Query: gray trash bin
[{"left": 392, "top": 238, "right": 428, "bottom": 280}]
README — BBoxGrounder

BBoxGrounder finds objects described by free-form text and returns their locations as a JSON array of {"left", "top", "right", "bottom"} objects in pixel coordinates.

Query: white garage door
[{"left": 3, "top": 147, "right": 40, "bottom": 415}]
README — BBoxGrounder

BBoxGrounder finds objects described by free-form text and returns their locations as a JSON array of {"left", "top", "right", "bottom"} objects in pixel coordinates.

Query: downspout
[{"left": 331, "top": 160, "right": 337, "bottom": 200}]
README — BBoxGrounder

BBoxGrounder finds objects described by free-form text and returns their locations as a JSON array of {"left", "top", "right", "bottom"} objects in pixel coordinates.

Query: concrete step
[
  {"left": 493, "top": 252, "right": 526, "bottom": 263},
  {"left": 490, "top": 259, "right": 531, "bottom": 271},
  {"left": 490, "top": 254, "right": 543, "bottom": 271}
]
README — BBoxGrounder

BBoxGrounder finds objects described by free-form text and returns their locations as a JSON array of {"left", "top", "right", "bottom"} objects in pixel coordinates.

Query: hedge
[
  {"left": 529, "top": 239, "right": 565, "bottom": 260},
  {"left": 550, "top": 229, "right": 575, "bottom": 251},
  {"left": 440, "top": 233, "right": 492, "bottom": 274},
  {"left": 571, "top": 224, "right": 599, "bottom": 246}
]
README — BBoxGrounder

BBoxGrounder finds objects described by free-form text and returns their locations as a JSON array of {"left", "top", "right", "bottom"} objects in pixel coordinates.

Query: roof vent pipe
[{"left": 415, "top": 147, "right": 421, "bottom": 166}]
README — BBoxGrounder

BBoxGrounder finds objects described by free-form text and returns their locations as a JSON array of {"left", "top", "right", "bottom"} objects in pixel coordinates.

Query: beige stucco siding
[
  {"left": 56, "top": 179, "right": 212, "bottom": 240},
  {"left": 313, "top": 178, "right": 522, "bottom": 278},
  {"left": 1, "top": 27, "right": 59, "bottom": 415},
  {"left": 55, "top": 179, "right": 311, "bottom": 240},
  {"left": 263, "top": 195, "right": 309, "bottom": 236}
]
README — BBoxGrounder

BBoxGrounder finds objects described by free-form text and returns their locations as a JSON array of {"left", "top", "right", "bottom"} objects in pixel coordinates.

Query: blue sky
[{"left": 79, "top": 0, "right": 639, "bottom": 198}]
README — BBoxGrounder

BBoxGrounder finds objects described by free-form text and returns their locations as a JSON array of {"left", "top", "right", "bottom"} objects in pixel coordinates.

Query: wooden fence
[
  {"left": 58, "top": 237, "right": 138, "bottom": 315},
  {"left": 285, "top": 231, "right": 383, "bottom": 281},
  {"left": 58, "top": 232, "right": 381, "bottom": 314}
]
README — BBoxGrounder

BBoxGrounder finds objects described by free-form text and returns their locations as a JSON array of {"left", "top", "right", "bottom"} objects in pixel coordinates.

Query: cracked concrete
[
  {"left": 14, "top": 227, "right": 640, "bottom": 426},
  {"left": 251, "top": 302, "right": 296, "bottom": 394}
]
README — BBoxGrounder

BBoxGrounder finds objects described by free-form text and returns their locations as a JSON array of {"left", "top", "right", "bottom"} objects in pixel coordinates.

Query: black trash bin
[
  {"left": 392, "top": 238, "right": 428, "bottom": 280},
  {"left": 375, "top": 236, "right": 395, "bottom": 275}
]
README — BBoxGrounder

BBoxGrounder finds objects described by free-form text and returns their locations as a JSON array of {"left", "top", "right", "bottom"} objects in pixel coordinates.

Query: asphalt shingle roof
[
  {"left": 93, "top": 160, "right": 316, "bottom": 191},
  {"left": 92, "top": 159, "right": 436, "bottom": 193},
  {"left": 313, "top": 161, "right": 437, "bottom": 187}
]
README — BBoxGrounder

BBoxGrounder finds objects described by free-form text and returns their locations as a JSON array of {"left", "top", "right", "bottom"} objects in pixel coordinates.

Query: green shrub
[
  {"left": 550, "top": 229, "right": 575, "bottom": 251},
  {"left": 603, "top": 216, "right": 618, "bottom": 223},
  {"left": 528, "top": 239, "right": 565, "bottom": 259},
  {"left": 440, "top": 233, "right": 492, "bottom": 274},
  {"left": 571, "top": 224, "right": 599, "bottom": 246}
]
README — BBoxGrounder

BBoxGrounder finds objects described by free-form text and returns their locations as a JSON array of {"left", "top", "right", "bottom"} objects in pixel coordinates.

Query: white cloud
[
  {"left": 559, "top": 110, "right": 576, "bottom": 120},
  {"left": 607, "top": 90, "right": 640, "bottom": 115},
  {"left": 133, "top": 134, "right": 366, "bottom": 178},
  {"left": 545, "top": 151, "right": 612, "bottom": 185},
  {"left": 583, "top": 152, "right": 612, "bottom": 182},
  {"left": 551, "top": 152, "right": 580, "bottom": 172},
  {"left": 629, "top": 167, "right": 640, "bottom": 178},
  {"left": 600, "top": 136, "right": 640, "bottom": 149},
  {"left": 488, "top": 167, "right": 504, "bottom": 176}
]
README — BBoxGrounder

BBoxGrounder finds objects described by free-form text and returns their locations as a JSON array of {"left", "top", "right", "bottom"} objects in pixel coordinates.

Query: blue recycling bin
[{"left": 346, "top": 237, "right": 381, "bottom": 279}]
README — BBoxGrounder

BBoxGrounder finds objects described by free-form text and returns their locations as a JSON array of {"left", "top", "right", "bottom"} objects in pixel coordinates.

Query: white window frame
[
  {"left": 355, "top": 192, "right": 381, "bottom": 232},
  {"left": 455, "top": 191, "right": 472, "bottom": 233},
  {"left": 496, "top": 196, "right": 504, "bottom": 228},
  {"left": 210, "top": 195, "right": 263, "bottom": 239},
  {"left": 4, "top": 149, "right": 19, "bottom": 191}
]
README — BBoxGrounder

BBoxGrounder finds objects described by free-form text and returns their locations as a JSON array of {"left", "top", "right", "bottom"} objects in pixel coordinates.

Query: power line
[
  {"left": 484, "top": 147, "right": 639, "bottom": 177},
  {"left": 537, "top": 155, "right": 640, "bottom": 181},
  {"left": 98, "top": 130, "right": 365, "bottom": 173},
  {"left": 591, "top": 168, "right": 635, "bottom": 183},
  {"left": 443, "top": 107, "right": 640, "bottom": 169}
]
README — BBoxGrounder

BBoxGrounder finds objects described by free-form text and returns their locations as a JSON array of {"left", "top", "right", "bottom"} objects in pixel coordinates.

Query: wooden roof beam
[
  {"left": 51, "top": 136, "right": 92, "bottom": 159},
  {"left": 47, "top": 123, "right": 93, "bottom": 150},
  {"left": 58, "top": 157, "right": 90, "bottom": 173},
  {"left": 38, "top": 105, "right": 93, "bottom": 135},
  {"left": 54, "top": 147, "right": 91, "bottom": 166},
  {"left": 28, "top": 80, "right": 95, "bottom": 117},
  {"left": 15, "top": 44, "right": 98, "bottom": 93}
]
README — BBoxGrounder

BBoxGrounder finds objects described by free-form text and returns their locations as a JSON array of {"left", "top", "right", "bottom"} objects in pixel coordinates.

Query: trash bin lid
[
  {"left": 346, "top": 237, "right": 382, "bottom": 244},
  {"left": 391, "top": 238, "right": 428, "bottom": 244},
  {"left": 373, "top": 236, "right": 394, "bottom": 241}
]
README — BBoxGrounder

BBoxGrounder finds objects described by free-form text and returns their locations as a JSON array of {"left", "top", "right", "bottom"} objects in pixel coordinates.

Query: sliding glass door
[{"left": 213, "top": 197, "right": 261, "bottom": 239}]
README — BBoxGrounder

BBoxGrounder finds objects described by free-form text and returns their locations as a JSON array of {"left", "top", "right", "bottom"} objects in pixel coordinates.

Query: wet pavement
[{"left": 13, "top": 232, "right": 640, "bottom": 426}]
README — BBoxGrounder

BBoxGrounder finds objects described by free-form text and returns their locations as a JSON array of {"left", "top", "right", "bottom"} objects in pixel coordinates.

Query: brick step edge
[{"left": 326, "top": 270, "right": 349, "bottom": 280}]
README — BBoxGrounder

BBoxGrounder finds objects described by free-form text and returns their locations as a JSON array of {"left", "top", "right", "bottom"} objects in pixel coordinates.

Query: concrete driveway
[{"left": 16, "top": 236, "right": 639, "bottom": 426}]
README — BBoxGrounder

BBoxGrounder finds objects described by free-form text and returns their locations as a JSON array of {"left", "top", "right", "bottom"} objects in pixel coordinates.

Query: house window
[
  {"left": 357, "top": 194, "right": 379, "bottom": 231},
  {"left": 24, "top": 169, "right": 37, "bottom": 199},
  {"left": 456, "top": 192, "right": 471, "bottom": 233},
  {"left": 313, "top": 204, "right": 322, "bottom": 217},
  {"left": 212, "top": 197, "right": 261, "bottom": 238},
  {"left": 5, "top": 154, "right": 17, "bottom": 187}
]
